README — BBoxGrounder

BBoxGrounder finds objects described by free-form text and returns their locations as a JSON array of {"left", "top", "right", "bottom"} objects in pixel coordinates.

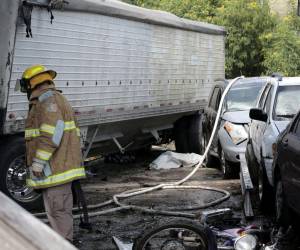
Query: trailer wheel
[
  {"left": 188, "top": 115, "right": 205, "bottom": 154},
  {"left": 0, "top": 137, "right": 43, "bottom": 211},
  {"left": 174, "top": 118, "right": 189, "bottom": 153},
  {"left": 133, "top": 219, "right": 217, "bottom": 250}
]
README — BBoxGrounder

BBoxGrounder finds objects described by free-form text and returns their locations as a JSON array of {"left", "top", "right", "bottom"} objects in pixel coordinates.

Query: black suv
[{"left": 273, "top": 110, "right": 300, "bottom": 227}]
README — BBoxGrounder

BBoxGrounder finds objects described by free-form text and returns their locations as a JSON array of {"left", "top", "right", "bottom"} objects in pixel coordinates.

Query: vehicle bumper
[{"left": 218, "top": 128, "right": 247, "bottom": 163}]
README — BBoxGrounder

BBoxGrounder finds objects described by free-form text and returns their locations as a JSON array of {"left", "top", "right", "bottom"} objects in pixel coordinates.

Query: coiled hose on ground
[{"left": 35, "top": 77, "right": 243, "bottom": 220}]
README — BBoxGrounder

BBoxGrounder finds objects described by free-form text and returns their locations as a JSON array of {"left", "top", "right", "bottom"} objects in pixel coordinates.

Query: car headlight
[
  {"left": 224, "top": 121, "right": 248, "bottom": 145},
  {"left": 234, "top": 234, "right": 257, "bottom": 250}
]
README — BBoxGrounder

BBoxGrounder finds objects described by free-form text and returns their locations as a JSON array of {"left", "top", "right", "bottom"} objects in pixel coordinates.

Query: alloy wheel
[{"left": 5, "top": 154, "right": 41, "bottom": 203}]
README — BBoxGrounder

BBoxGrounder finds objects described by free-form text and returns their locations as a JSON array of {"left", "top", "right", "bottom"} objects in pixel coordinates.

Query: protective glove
[{"left": 31, "top": 158, "right": 46, "bottom": 178}]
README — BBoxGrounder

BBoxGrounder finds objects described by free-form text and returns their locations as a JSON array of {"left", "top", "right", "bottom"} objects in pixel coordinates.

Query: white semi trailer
[{"left": 0, "top": 0, "right": 225, "bottom": 209}]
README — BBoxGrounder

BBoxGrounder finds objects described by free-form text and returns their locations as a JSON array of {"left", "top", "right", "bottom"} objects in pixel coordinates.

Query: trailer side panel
[{"left": 4, "top": 7, "right": 224, "bottom": 134}]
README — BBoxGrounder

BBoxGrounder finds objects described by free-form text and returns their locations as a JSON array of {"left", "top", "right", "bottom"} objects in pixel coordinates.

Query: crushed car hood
[
  {"left": 222, "top": 110, "right": 250, "bottom": 124},
  {"left": 274, "top": 121, "right": 290, "bottom": 133}
]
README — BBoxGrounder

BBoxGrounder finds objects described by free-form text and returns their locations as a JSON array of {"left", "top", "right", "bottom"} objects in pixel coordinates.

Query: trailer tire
[
  {"left": 188, "top": 115, "right": 205, "bottom": 154},
  {"left": 133, "top": 219, "right": 217, "bottom": 250},
  {"left": 174, "top": 118, "right": 189, "bottom": 153},
  {"left": 0, "top": 137, "right": 43, "bottom": 211}
]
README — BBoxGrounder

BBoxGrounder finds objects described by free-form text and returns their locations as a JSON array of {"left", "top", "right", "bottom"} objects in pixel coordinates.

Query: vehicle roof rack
[{"left": 271, "top": 72, "right": 283, "bottom": 81}]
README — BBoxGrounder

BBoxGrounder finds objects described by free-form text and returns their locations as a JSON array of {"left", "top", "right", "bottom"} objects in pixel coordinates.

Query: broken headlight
[{"left": 224, "top": 121, "right": 248, "bottom": 145}]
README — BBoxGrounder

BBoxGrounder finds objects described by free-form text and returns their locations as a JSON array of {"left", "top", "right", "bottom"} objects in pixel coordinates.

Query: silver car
[
  {"left": 217, "top": 78, "right": 268, "bottom": 178},
  {"left": 246, "top": 76, "right": 300, "bottom": 210}
]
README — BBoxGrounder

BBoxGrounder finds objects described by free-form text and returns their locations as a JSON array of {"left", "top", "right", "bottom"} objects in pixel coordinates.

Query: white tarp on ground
[{"left": 149, "top": 151, "right": 203, "bottom": 170}]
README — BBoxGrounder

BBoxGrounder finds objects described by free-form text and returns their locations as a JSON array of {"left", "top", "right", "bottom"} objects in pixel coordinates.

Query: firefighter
[{"left": 19, "top": 65, "right": 86, "bottom": 242}]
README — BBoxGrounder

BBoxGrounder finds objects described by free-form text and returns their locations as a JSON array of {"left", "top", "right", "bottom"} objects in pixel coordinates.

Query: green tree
[
  {"left": 213, "top": 0, "right": 276, "bottom": 78},
  {"left": 261, "top": 1, "right": 300, "bottom": 76},
  {"left": 123, "top": 0, "right": 161, "bottom": 9},
  {"left": 124, "top": 0, "right": 224, "bottom": 23}
]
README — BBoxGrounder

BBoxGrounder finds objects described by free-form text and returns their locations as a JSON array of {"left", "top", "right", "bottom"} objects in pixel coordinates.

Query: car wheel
[
  {"left": 174, "top": 117, "right": 189, "bottom": 153},
  {"left": 257, "top": 163, "right": 274, "bottom": 213},
  {"left": 201, "top": 121, "right": 220, "bottom": 168},
  {"left": 219, "top": 148, "right": 239, "bottom": 179},
  {"left": 203, "top": 131, "right": 220, "bottom": 168},
  {"left": 0, "top": 137, "right": 43, "bottom": 211},
  {"left": 245, "top": 142, "right": 259, "bottom": 187},
  {"left": 275, "top": 178, "right": 291, "bottom": 227}
]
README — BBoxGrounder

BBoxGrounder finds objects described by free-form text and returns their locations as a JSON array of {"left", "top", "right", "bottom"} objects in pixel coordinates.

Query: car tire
[
  {"left": 275, "top": 178, "right": 291, "bottom": 227},
  {"left": 0, "top": 137, "right": 43, "bottom": 211},
  {"left": 174, "top": 117, "right": 190, "bottom": 153},
  {"left": 133, "top": 219, "right": 217, "bottom": 250},
  {"left": 219, "top": 147, "right": 239, "bottom": 179},
  {"left": 245, "top": 143, "right": 261, "bottom": 212},
  {"left": 245, "top": 142, "right": 259, "bottom": 187},
  {"left": 257, "top": 163, "right": 274, "bottom": 213},
  {"left": 205, "top": 153, "right": 220, "bottom": 169},
  {"left": 202, "top": 127, "right": 220, "bottom": 169},
  {"left": 245, "top": 144, "right": 273, "bottom": 213}
]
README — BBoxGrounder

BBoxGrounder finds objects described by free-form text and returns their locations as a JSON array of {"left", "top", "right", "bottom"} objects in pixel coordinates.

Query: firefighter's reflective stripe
[
  {"left": 27, "top": 167, "right": 86, "bottom": 188},
  {"left": 64, "top": 121, "right": 76, "bottom": 131},
  {"left": 26, "top": 121, "right": 79, "bottom": 139},
  {"left": 36, "top": 149, "right": 52, "bottom": 161},
  {"left": 25, "top": 129, "right": 40, "bottom": 138},
  {"left": 40, "top": 124, "right": 55, "bottom": 134}
]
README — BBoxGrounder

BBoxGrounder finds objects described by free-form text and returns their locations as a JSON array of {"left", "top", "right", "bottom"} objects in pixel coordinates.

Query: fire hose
[{"left": 35, "top": 77, "right": 243, "bottom": 221}]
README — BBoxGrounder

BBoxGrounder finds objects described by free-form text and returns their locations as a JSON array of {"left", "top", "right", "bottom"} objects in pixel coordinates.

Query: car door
[
  {"left": 281, "top": 114, "right": 300, "bottom": 213},
  {"left": 205, "top": 86, "right": 222, "bottom": 153},
  {"left": 252, "top": 84, "right": 271, "bottom": 160}
]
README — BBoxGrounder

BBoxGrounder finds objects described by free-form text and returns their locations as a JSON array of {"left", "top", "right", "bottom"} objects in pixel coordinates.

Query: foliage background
[{"left": 123, "top": 0, "right": 300, "bottom": 78}]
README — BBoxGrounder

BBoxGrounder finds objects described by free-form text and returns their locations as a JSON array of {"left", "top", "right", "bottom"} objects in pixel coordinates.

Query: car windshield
[
  {"left": 224, "top": 81, "right": 265, "bottom": 112},
  {"left": 274, "top": 85, "right": 300, "bottom": 120}
]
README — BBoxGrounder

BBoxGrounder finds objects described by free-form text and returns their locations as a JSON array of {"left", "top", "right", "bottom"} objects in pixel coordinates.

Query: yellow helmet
[{"left": 20, "top": 65, "right": 57, "bottom": 92}]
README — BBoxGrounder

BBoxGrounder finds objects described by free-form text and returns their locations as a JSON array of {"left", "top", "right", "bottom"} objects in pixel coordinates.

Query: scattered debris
[
  {"left": 149, "top": 151, "right": 203, "bottom": 170},
  {"left": 105, "top": 153, "right": 136, "bottom": 164},
  {"left": 113, "top": 236, "right": 133, "bottom": 250}
]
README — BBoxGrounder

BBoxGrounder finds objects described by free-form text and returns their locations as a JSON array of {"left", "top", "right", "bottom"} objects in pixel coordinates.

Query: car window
[
  {"left": 273, "top": 85, "right": 300, "bottom": 120},
  {"left": 224, "top": 80, "right": 266, "bottom": 112},
  {"left": 258, "top": 84, "right": 271, "bottom": 109},
  {"left": 263, "top": 86, "right": 273, "bottom": 115},
  {"left": 209, "top": 87, "right": 221, "bottom": 111}
]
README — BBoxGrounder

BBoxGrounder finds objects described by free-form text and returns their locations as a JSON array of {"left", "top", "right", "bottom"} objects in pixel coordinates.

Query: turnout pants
[{"left": 42, "top": 183, "right": 73, "bottom": 241}]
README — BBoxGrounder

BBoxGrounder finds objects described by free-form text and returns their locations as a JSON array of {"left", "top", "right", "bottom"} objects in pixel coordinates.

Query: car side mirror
[{"left": 249, "top": 108, "right": 268, "bottom": 122}]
